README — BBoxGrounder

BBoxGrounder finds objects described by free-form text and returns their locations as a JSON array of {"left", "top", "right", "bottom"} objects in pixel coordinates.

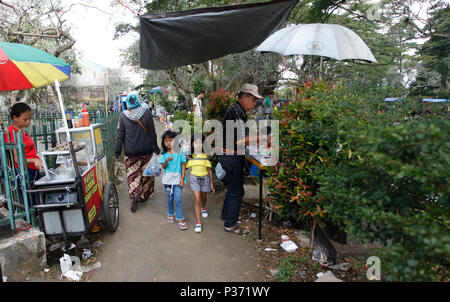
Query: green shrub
[
  {"left": 319, "top": 112, "right": 450, "bottom": 281},
  {"left": 266, "top": 81, "right": 358, "bottom": 223},
  {"left": 267, "top": 80, "right": 449, "bottom": 281},
  {"left": 276, "top": 256, "right": 298, "bottom": 282}
]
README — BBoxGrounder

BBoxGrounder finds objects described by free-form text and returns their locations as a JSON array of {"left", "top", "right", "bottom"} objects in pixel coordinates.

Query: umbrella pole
[
  {"left": 54, "top": 80, "right": 71, "bottom": 142},
  {"left": 319, "top": 57, "right": 323, "bottom": 80},
  {"left": 282, "top": 57, "right": 297, "bottom": 101},
  {"left": 54, "top": 80, "right": 80, "bottom": 179}
]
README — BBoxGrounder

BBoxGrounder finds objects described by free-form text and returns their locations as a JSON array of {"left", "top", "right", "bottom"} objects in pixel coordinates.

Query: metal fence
[
  {"left": 0, "top": 111, "right": 120, "bottom": 233},
  {"left": 1, "top": 110, "right": 112, "bottom": 153},
  {"left": 0, "top": 129, "right": 35, "bottom": 232}
]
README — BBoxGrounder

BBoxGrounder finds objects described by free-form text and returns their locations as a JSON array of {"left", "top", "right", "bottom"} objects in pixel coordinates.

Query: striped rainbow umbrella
[{"left": 0, "top": 41, "right": 71, "bottom": 92}]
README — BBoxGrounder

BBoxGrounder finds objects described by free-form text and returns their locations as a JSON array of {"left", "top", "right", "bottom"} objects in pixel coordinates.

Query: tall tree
[
  {"left": 420, "top": 4, "right": 449, "bottom": 91},
  {"left": 0, "top": 0, "right": 80, "bottom": 103}
]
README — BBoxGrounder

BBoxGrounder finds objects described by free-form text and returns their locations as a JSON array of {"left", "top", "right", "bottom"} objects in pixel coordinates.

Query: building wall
[{"left": 60, "top": 59, "right": 107, "bottom": 104}]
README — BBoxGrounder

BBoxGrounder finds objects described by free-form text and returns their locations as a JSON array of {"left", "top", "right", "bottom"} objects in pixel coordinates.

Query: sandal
[
  {"left": 130, "top": 196, "right": 138, "bottom": 213},
  {"left": 224, "top": 225, "right": 249, "bottom": 235},
  {"left": 201, "top": 208, "right": 208, "bottom": 218},
  {"left": 167, "top": 215, "right": 175, "bottom": 223},
  {"left": 194, "top": 223, "right": 202, "bottom": 233},
  {"left": 177, "top": 221, "right": 188, "bottom": 230}
]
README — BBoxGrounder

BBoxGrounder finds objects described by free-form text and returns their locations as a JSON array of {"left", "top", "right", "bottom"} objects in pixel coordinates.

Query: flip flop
[
  {"left": 177, "top": 221, "right": 188, "bottom": 230},
  {"left": 167, "top": 216, "right": 175, "bottom": 223},
  {"left": 130, "top": 196, "right": 138, "bottom": 213},
  {"left": 224, "top": 225, "right": 248, "bottom": 235}
]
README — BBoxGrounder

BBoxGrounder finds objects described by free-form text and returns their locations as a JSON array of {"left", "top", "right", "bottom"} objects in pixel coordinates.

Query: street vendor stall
[
  {"left": 245, "top": 145, "right": 273, "bottom": 240},
  {"left": 28, "top": 123, "right": 119, "bottom": 239}
]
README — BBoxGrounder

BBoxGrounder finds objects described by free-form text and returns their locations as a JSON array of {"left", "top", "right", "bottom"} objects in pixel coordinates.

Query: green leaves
[{"left": 270, "top": 79, "right": 449, "bottom": 281}]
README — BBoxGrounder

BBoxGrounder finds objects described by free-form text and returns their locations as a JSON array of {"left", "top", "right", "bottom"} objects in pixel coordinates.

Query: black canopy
[{"left": 139, "top": 0, "right": 298, "bottom": 70}]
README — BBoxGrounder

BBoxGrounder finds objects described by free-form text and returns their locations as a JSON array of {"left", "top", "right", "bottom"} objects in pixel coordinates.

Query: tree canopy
[{"left": 113, "top": 0, "right": 448, "bottom": 101}]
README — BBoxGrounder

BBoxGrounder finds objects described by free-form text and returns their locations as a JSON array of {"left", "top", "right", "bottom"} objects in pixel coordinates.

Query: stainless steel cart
[{"left": 28, "top": 124, "right": 119, "bottom": 239}]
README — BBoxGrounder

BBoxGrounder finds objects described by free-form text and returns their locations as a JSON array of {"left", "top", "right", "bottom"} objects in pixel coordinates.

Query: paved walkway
[{"left": 90, "top": 120, "right": 264, "bottom": 282}]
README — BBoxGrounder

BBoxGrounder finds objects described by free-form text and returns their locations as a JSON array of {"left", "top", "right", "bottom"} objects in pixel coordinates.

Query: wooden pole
[{"left": 308, "top": 218, "right": 317, "bottom": 271}]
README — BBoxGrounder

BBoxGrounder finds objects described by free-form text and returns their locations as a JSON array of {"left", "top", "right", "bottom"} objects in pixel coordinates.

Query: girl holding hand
[{"left": 186, "top": 133, "right": 215, "bottom": 233}]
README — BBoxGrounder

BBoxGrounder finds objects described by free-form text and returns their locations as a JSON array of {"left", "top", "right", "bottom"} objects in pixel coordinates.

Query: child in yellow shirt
[{"left": 186, "top": 133, "right": 215, "bottom": 233}]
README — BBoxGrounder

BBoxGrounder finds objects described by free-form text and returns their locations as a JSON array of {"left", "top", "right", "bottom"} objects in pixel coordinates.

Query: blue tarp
[
  {"left": 422, "top": 99, "right": 449, "bottom": 103},
  {"left": 384, "top": 97, "right": 403, "bottom": 102}
]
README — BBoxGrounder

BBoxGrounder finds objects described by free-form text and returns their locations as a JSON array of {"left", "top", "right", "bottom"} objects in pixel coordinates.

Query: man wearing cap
[{"left": 219, "top": 83, "right": 265, "bottom": 235}]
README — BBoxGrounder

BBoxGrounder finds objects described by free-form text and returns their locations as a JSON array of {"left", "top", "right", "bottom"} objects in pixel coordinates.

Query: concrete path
[{"left": 90, "top": 120, "right": 264, "bottom": 282}]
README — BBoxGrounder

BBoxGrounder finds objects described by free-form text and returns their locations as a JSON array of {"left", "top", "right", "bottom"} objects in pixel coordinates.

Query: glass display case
[
  {"left": 35, "top": 142, "right": 89, "bottom": 185},
  {"left": 55, "top": 124, "right": 105, "bottom": 164}
]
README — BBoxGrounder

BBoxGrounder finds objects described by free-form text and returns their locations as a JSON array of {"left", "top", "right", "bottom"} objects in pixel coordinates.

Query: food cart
[{"left": 27, "top": 124, "right": 119, "bottom": 239}]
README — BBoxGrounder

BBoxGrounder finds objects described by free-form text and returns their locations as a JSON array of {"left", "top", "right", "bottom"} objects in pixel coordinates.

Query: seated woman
[{"left": 5, "top": 103, "right": 43, "bottom": 191}]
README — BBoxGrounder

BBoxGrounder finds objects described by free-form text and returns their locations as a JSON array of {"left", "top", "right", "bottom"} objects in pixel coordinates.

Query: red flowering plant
[
  {"left": 204, "top": 88, "right": 236, "bottom": 121},
  {"left": 266, "top": 80, "right": 364, "bottom": 253}
]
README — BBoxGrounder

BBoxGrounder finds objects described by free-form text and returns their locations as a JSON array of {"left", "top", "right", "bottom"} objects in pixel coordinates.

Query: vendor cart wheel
[{"left": 102, "top": 182, "right": 119, "bottom": 232}]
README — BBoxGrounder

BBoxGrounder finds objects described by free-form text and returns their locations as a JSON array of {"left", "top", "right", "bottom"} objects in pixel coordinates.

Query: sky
[{"left": 65, "top": 0, "right": 143, "bottom": 86}]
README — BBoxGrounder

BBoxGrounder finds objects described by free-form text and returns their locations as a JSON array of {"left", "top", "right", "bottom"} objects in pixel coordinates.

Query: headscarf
[{"left": 123, "top": 92, "right": 149, "bottom": 120}]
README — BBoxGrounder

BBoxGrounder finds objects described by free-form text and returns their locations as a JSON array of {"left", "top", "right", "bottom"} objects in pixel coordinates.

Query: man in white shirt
[{"left": 193, "top": 91, "right": 205, "bottom": 117}]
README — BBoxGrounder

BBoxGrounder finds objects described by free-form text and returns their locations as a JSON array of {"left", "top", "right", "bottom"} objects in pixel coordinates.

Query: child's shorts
[{"left": 190, "top": 174, "right": 212, "bottom": 192}]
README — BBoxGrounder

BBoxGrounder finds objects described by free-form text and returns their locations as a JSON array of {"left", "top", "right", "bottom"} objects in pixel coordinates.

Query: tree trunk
[
  {"left": 167, "top": 69, "right": 192, "bottom": 108},
  {"left": 441, "top": 66, "right": 448, "bottom": 91},
  {"left": 308, "top": 218, "right": 317, "bottom": 271},
  {"left": 22, "top": 89, "right": 31, "bottom": 103},
  {"left": 10, "top": 90, "right": 19, "bottom": 104},
  {"left": 46, "top": 85, "right": 58, "bottom": 106}
]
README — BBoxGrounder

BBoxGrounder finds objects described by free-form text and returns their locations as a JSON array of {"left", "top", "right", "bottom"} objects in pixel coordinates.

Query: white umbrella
[{"left": 255, "top": 23, "right": 377, "bottom": 63}]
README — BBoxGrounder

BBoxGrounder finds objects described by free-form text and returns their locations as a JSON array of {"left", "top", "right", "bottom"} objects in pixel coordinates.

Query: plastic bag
[
  {"left": 143, "top": 153, "right": 161, "bottom": 177},
  {"left": 215, "top": 162, "right": 226, "bottom": 180}
]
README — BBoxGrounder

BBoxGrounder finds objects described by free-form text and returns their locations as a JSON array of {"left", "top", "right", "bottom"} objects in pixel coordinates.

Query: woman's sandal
[
  {"left": 167, "top": 216, "right": 175, "bottom": 223},
  {"left": 177, "top": 221, "right": 188, "bottom": 230},
  {"left": 224, "top": 225, "right": 248, "bottom": 235}
]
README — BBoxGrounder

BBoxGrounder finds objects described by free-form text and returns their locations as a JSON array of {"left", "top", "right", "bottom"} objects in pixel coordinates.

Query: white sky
[{"left": 65, "top": 0, "right": 142, "bottom": 86}]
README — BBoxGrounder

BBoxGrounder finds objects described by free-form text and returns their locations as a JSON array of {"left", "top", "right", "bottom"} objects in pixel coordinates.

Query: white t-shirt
[{"left": 193, "top": 97, "right": 202, "bottom": 116}]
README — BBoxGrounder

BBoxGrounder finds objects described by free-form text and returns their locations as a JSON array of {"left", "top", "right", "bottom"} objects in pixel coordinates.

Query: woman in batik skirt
[{"left": 115, "top": 92, "right": 160, "bottom": 213}]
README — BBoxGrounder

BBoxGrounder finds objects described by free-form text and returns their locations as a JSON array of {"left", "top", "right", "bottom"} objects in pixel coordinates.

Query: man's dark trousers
[{"left": 219, "top": 155, "right": 245, "bottom": 228}]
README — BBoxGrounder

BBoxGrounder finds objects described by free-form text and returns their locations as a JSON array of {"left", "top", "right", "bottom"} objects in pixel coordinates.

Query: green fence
[
  {"left": 1, "top": 110, "right": 112, "bottom": 153},
  {"left": 0, "top": 129, "right": 35, "bottom": 232},
  {"left": 0, "top": 111, "right": 120, "bottom": 233}
]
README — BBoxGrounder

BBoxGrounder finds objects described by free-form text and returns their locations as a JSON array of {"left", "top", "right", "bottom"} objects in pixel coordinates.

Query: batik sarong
[{"left": 124, "top": 155, "right": 155, "bottom": 200}]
